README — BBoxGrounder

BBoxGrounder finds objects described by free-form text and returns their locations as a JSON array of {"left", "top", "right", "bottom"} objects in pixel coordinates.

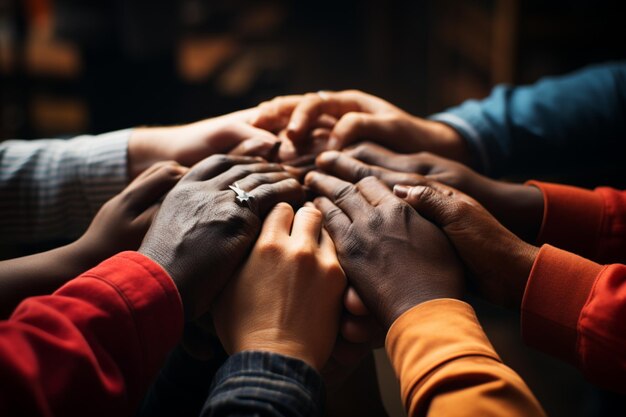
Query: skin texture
[
  {"left": 138, "top": 154, "right": 306, "bottom": 320},
  {"left": 0, "top": 161, "right": 187, "bottom": 318},
  {"left": 304, "top": 172, "right": 464, "bottom": 329},
  {"left": 212, "top": 203, "right": 346, "bottom": 371},
  {"left": 128, "top": 108, "right": 281, "bottom": 179},
  {"left": 394, "top": 182, "right": 540, "bottom": 309},
  {"left": 252, "top": 90, "right": 472, "bottom": 165},
  {"left": 316, "top": 143, "right": 544, "bottom": 242}
]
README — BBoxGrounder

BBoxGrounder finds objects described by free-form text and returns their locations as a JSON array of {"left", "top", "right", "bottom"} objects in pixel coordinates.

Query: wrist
[
  {"left": 236, "top": 336, "right": 323, "bottom": 371},
  {"left": 489, "top": 182, "right": 544, "bottom": 242},
  {"left": 415, "top": 119, "right": 473, "bottom": 166},
  {"left": 128, "top": 127, "right": 171, "bottom": 179}
]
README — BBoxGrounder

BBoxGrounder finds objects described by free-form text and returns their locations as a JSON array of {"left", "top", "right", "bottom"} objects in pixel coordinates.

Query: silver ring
[{"left": 228, "top": 182, "right": 254, "bottom": 207}]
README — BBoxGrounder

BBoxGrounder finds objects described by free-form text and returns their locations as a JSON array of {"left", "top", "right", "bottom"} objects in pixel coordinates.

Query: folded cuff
[
  {"left": 521, "top": 244, "right": 603, "bottom": 365},
  {"left": 385, "top": 299, "right": 501, "bottom": 408}
]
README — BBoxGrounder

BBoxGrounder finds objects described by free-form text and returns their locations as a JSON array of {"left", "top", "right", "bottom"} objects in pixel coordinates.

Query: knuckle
[
  {"left": 256, "top": 239, "right": 284, "bottom": 257},
  {"left": 333, "top": 183, "right": 357, "bottom": 204}
]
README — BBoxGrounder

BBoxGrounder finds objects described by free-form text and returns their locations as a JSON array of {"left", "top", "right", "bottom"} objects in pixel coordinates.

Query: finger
[
  {"left": 123, "top": 162, "right": 187, "bottom": 214},
  {"left": 305, "top": 171, "right": 370, "bottom": 219},
  {"left": 288, "top": 92, "right": 360, "bottom": 142},
  {"left": 233, "top": 171, "right": 295, "bottom": 192},
  {"left": 258, "top": 202, "right": 295, "bottom": 241},
  {"left": 313, "top": 196, "right": 351, "bottom": 239},
  {"left": 315, "top": 113, "right": 338, "bottom": 129},
  {"left": 344, "top": 287, "right": 369, "bottom": 316},
  {"left": 210, "top": 162, "right": 284, "bottom": 189},
  {"left": 316, "top": 150, "right": 419, "bottom": 188},
  {"left": 328, "top": 113, "right": 409, "bottom": 150},
  {"left": 291, "top": 206, "right": 323, "bottom": 245},
  {"left": 252, "top": 95, "right": 303, "bottom": 132},
  {"left": 355, "top": 176, "right": 393, "bottom": 207},
  {"left": 318, "top": 227, "right": 336, "bottom": 255},
  {"left": 228, "top": 136, "right": 281, "bottom": 158},
  {"left": 248, "top": 178, "right": 305, "bottom": 218},
  {"left": 393, "top": 183, "right": 458, "bottom": 227},
  {"left": 184, "top": 154, "right": 264, "bottom": 182},
  {"left": 130, "top": 159, "right": 179, "bottom": 183},
  {"left": 344, "top": 142, "right": 401, "bottom": 169}
]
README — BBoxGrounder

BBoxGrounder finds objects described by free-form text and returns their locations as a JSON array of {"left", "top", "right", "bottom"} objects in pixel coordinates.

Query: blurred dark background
[{"left": 1, "top": 1, "right": 626, "bottom": 416}]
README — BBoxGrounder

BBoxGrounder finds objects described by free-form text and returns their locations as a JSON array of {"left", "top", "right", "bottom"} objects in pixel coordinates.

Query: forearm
[
  {"left": 431, "top": 62, "right": 626, "bottom": 176},
  {"left": 0, "top": 252, "right": 183, "bottom": 416},
  {"left": 0, "top": 130, "right": 130, "bottom": 243},
  {"left": 201, "top": 351, "right": 325, "bottom": 417},
  {"left": 387, "top": 299, "right": 545, "bottom": 417},
  {"left": 0, "top": 241, "right": 99, "bottom": 318}
]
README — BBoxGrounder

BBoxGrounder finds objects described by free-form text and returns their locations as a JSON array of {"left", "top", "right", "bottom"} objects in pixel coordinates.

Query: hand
[
  {"left": 139, "top": 155, "right": 305, "bottom": 320},
  {"left": 394, "top": 182, "right": 540, "bottom": 309},
  {"left": 128, "top": 108, "right": 281, "bottom": 178},
  {"left": 305, "top": 172, "right": 464, "bottom": 329},
  {"left": 212, "top": 203, "right": 346, "bottom": 371},
  {"left": 316, "top": 143, "right": 544, "bottom": 242},
  {"left": 76, "top": 160, "right": 188, "bottom": 263},
  {"left": 252, "top": 90, "right": 472, "bottom": 164}
]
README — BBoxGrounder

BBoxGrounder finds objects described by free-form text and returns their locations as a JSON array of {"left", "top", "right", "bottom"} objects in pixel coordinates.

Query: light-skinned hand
[{"left": 212, "top": 203, "right": 346, "bottom": 371}]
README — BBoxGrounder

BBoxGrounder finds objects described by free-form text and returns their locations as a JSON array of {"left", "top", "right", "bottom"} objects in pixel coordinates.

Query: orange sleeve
[
  {"left": 522, "top": 244, "right": 626, "bottom": 393},
  {"left": 386, "top": 299, "right": 545, "bottom": 417},
  {"left": 527, "top": 181, "right": 626, "bottom": 264}
]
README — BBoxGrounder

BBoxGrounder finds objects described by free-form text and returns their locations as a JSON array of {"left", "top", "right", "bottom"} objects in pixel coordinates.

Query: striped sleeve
[{"left": 0, "top": 129, "right": 130, "bottom": 244}]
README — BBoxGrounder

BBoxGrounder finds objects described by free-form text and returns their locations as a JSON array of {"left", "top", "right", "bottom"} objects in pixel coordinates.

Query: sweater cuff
[
  {"left": 74, "top": 129, "right": 131, "bottom": 215},
  {"left": 526, "top": 181, "right": 604, "bottom": 259},
  {"left": 385, "top": 299, "right": 501, "bottom": 409},
  {"left": 76, "top": 251, "right": 183, "bottom": 375},
  {"left": 521, "top": 244, "right": 603, "bottom": 365},
  {"left": 206, "top": 350, "right": 324, "bottom": 415}
]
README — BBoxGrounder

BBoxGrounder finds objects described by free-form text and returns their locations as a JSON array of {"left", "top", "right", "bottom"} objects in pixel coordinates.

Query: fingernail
[
  {"left": 304, "top": 171, "right": 318, "bottom": 185},
  {"left": 316, "top": 150, "right": 339, "bottom": 165},
  {"left": 393, "top": 185, "right": 411, "bottom": 198}
]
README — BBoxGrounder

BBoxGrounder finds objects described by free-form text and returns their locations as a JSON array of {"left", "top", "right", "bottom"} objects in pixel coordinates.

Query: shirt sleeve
[
  {"left": 200, "top": 351, "right": 324, "bottom": 417},
  {"left": 429, "top": 62, "right": 626, "bottom": 177},
  {"left": 0, "top": 251, "right": 183, "bottom": 417},
  {"left": 0, "top": 129, "right": 130, "bottom": 244},
  {"left": 526, "top": 181, "right": 626, "bottom": 265},
  {"left": 385, "top": 299, "right": 545, "bottom": 417},
  {"left": 521, "top": 245, "right": 626, "bottom": 393}
]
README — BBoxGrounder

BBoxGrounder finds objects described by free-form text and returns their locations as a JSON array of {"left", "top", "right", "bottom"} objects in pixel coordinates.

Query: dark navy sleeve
[
  {"left": 200, "top": 351, "right": 325, "bottom": 417},
  {"left": 430, "top": 62, "right": 626, "bottom": 177}
]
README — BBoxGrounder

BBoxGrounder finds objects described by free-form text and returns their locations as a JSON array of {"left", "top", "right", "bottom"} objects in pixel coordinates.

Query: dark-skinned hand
[
  {"left": 304, "top": 172, "right": 464, "bottom": 329},
  {"left": 394, "top": 181, "right": 540, "bottom": 309},
  {"left": 316, "top": 142, "right": 544, "bottom": 242},
  {"left": 139, "top": 154, "right": 305, "bottom": 320}
]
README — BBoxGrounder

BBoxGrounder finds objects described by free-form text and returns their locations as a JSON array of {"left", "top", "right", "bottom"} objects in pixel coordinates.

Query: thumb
[
  {"left": 393, "top": 183, "right": 461, "bottom": 228},
  {"left": 327, "top": 113, "right": 397, "bottom": 150}
]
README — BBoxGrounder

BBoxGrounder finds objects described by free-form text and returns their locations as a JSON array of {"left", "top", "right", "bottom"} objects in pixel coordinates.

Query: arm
[
  {"left": 0, "top": 161, "right": 185, "bottom": 318},
  {"left": 0, "top": 108, "right": 280, "bottom": 245},
  {"left": 522, "top": 245, "right": 626, "bottom": 393},
  {"left": 387, "top": 299, "right": 545, "bottom": 417},
  {"left": 0, "top": 130, "right": 129, "bottom": 243},
  {"left": 431, "top": 62, "right": 626, "bottom": 176},
  {"left": 306, "top": 173, "right": 544, "bottom": 416},
  {"left": 0, "top": 252, "right": 183, "bottom": 417}
]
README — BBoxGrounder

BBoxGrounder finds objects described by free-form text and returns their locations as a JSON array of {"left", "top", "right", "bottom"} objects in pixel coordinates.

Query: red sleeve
[
  {"left": 521, "top": 244, "right": 626, "bottom": 393},
  {"left": 526, "top": 181, "right": 626, "bottom": 264},
  {"left": 0, "top": 251, "right": 183, "bottom": 417}
]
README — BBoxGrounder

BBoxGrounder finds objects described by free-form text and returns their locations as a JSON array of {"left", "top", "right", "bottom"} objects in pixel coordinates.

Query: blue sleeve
[
  {"left": 430, "top": 62, "right": 626, "bottom": 177},
  {"left": 200, "top": 351, "right": 324, "bottom": 417}
]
